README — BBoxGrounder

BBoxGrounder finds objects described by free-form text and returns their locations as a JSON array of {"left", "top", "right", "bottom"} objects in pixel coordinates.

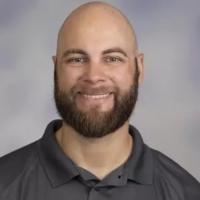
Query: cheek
[
  {"left": 113, "top": 68, "right": 135, "bottom": 91},
  {"left": 56, "top": 67, "right": 80, "bottom": 91}
]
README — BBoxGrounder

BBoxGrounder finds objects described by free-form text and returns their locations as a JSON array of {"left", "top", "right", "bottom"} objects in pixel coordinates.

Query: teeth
[{"left": 82, "top": 93, "right": 110, "bottom": 99}]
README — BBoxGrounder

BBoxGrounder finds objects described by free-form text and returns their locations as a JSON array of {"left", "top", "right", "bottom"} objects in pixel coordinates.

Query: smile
[{"left": 80, "top": 93, "right": 112, "bottom": 99}]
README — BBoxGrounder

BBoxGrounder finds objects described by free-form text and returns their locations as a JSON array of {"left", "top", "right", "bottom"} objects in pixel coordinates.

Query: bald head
[
  {"left": 56, "top": 1, "right": 138, "bottom": 58},
  {"left": 53, "top": 2, "right": 144, "bottom": 138}
]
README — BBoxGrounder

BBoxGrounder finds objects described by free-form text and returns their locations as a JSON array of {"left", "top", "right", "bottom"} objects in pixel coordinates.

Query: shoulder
[
  {"left": 0, "top": 141, "right": 38, "bottom": 191},
  {"left": 151, "top": 148, "right": 200, "bottom": 199}
]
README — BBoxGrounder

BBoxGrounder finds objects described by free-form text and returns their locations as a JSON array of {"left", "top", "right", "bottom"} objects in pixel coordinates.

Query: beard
[{"left": 54, "top": 62, "right": 139, "bottom": 138}]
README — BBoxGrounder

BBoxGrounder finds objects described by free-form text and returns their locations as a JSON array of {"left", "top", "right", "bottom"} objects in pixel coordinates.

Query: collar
[
  {"left": 37, "top": 120, "right": 80, "bottom": 187},
  {"left": 37, "top": 120, "right": 154, "bottom": 187},
  {"left": 125, "top": 125, "right": 154, "bottom": 185}
]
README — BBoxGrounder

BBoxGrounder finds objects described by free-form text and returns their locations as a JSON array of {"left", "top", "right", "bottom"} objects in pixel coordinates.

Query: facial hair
[{"left": 54, "top": 62, "right": 139, "bottom": 138}]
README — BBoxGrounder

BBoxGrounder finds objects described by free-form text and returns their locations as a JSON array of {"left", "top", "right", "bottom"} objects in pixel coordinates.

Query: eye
[
  {"left": 103, "top": 56, "right": 124, "bottom": 63},
  {"left": 66, "top": 57, "right": 88, "bottom": 64}
]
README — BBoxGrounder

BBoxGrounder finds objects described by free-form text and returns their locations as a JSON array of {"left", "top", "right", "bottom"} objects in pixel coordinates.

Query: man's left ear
[{"left": 136, "top": 53, "right": 144, "bottom": 84}]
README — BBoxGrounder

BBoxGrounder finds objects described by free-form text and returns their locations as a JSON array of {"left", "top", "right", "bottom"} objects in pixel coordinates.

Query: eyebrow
[
  {"left": 62, "top": 47, "right": 128, "bottom": 58},
  {"left": 102, "top": 47, "right": 128, "bottom": 57},
  {"left": 62, "top": 49, "right": 88, "bottom": 58}
]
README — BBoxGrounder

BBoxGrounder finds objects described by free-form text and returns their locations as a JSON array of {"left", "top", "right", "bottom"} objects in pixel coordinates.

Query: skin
[{"left": 53, "top": 2, "right": 144, "bottom": 180}]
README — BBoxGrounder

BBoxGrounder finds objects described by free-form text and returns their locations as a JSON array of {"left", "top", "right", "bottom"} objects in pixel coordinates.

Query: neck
[{"left": 55, "top": 121, "right": 133, "bottom": 180}]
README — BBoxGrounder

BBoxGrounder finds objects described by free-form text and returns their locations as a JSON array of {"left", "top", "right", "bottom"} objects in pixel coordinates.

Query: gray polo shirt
[{"left": 0, "top": 119, "right": 200, "bottom": 199}]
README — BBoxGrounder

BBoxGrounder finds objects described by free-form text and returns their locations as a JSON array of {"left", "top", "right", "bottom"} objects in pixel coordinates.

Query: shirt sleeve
[{"left": 152, "top": 149, "right": 200, "bottom": 200}]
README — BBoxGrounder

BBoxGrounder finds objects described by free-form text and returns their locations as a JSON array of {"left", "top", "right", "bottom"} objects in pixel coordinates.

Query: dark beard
[{"left": 54, "top": 63, "right": 139, "bottom": 138}]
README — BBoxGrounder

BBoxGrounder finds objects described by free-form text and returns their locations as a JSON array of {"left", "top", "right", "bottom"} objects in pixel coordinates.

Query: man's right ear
[{"left": 52, "top": 56, "right": 57, "bottom": 65}]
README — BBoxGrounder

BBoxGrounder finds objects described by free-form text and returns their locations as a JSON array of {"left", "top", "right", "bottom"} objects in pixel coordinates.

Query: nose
[{"left": 81, "top": 61, "right": 106, "bottom": 84}]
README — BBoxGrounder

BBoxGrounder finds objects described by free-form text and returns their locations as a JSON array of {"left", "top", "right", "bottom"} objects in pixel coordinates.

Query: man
[{"left": 0, "top": 1, "right": 199, "bottom": 199}]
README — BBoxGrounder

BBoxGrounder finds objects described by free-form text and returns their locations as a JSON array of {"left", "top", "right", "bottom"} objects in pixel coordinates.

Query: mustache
[{"left": 71, "top": 85, "right": 117, "bottom": 96}]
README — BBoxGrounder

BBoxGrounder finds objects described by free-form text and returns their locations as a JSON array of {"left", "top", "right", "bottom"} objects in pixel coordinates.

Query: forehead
[{"left": 57, "top": 7, "right": 136, "bottom": 56}]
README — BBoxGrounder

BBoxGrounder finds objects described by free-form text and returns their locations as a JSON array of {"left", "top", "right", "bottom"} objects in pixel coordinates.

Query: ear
[
  {"left": 52, "top": 55, "right": 57, "bottom": 65},
  {"left": 136, "top": 53, "right": 144, "bottom": 84}
]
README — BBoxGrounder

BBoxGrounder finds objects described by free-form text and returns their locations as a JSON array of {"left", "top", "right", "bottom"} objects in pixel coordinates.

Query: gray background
[{"left": 0, "top": 0, "right": 199, "bottom": 181}]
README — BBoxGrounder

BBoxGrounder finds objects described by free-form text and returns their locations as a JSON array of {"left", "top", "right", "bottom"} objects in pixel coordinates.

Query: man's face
[{"left": 54, "top": 9, "right": 143, "bottom": 138}]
